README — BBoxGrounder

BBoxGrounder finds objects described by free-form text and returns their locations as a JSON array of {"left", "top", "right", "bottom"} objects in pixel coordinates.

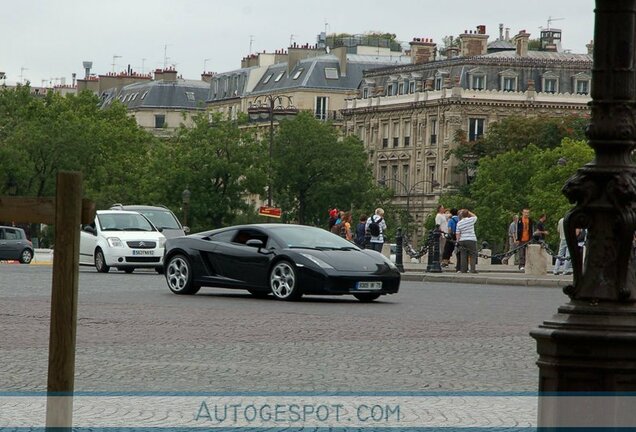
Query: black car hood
[{"left": 297, "top": 249, "right": 387, "bottom": 272}]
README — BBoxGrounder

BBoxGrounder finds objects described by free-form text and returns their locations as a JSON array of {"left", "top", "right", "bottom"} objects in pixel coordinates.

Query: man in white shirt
[
  {"left": 365, "top": 208, "right": 387, "bottom": 252},
  {"left": 434, "top": 205, "right": 448, "bottom": 255},
  {"left": 456, "top": 209, "right": 478, "bottom": 273}
]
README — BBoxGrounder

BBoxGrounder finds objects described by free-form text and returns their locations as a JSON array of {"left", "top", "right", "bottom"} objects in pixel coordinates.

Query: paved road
[{"left": 1, "top": 264, "right": 565, "bottom": 394}]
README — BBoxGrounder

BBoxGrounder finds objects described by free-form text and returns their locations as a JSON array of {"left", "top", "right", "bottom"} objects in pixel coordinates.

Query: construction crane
[{"left": 542, "top": 16, "right": 564, "bottom": 30}]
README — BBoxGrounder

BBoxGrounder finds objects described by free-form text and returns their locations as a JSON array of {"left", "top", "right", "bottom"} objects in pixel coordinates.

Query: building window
[
  {"left": 543, "top": 78, "right": 558, "bottom": 93},
  {"left": 430, "top": 117, "right": 438, "bottom": 145},
  {"left": 325, "top": 67, "right": 338, "bottom": 79},
  {"left": 398, "top": 82, "right": 404, "bottom": 95},
  {"left": 262, "top": 73, "right": 273, "bottom": 84},
  {"left": 315, "top": 96, "right": 328, "bottom": 120},
  {"left": 382, "top": 123, "right": 388, "bottom": 148},
  {"left": 409, "top": 81, "right": 416, "bottom": 93},
  {"left": 393, "top": 121, "right": 399, "bottom": 147},
  {"left": 141, "top": 91, "right": 148, "bottom": 100},
  {"left": 274, "top": 71, "right": 285, "bottom": 82},
  {"left": 154, "top": 114, "right": 166, "bottom": 128},
  {"left": 435, "top": 76, "right": 443, "bottom": 90},
  {"left": 380, "top": 166, "right": 388, "bottom": 182},
  {"left": 404, "top": 121, "right": 411, "bottom": 146},
  {"left": 363, "top": 88, "right": 369, "bottom": 99},
  {"left": 471, "top": 74, "right": 485, "bottom": 90},
  {"left": 387, "top": 84, "right": 393, "bottom": 95},
  {"left": 468, "top": 118, "right": 485, "bottom": 141},
  {"left": 391, "top": 165, "right": 399, "bottom": 190},
  {"left": 402, "top": 165, "right": 409, "bottom": 193},
  {"left": 292, "top": 69, "right": 303, "bottom": 80},
  {"left": 502, "top": 77, "right": 517, "bottom": 92},
  {"left": 576, "top": 79, "right": 590, "bottom": 94},
  {"left": 185, "top": 91, "right": 195, "bottom": 101}
]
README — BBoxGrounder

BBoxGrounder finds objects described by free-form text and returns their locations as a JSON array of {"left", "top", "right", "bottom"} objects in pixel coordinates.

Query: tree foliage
[
  {"left": 143, "top": 113, "right": 267, "bottom": 231},
  {"left": 271, "top": 112, "right": 384, "bottom": 226}
]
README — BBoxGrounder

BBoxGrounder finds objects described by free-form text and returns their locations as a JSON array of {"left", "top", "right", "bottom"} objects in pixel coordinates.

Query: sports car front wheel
[
  {"left": 166, "top": 254, "right": 200, "bottom": 295},
  {"left": 269, "top": 261, "right": 302, "bottom": 301}
]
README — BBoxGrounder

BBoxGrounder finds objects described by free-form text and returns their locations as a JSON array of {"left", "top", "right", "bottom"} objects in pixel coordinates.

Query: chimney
[
  {"left": 331, "top": 46, "right": 347, "bottom": 77},
  {"left": 82, "top": 61, "right": 93, "bottom": 79},
  {"left": 155, "top": 68, "right": 177, "bottom": 81},
  {"left": 201, "top": 72, "right": 215, "bottom": 83},
  {"left": 586, "top": 39, "right": 594, "bottom": 56},
  {"left": 505, "top": 28, "right": 510, "bottom": 41},
  {"left": 499, "top": 24, "right": 504, "bottom": 40},
  {"left": 409, "top": 38, "right": 437, "bottom": 64},
  {"left": 459, "top": 25, "right": 489, "bottom": 57},
  {"left": 287, "top": 43, "right": 326, "bottom": 74},
  {"left": 72, "top": 73, "right": 76, "bottom": 87},
  {"left": 514, "top": 30, "right": 531, "bottom": 57}
]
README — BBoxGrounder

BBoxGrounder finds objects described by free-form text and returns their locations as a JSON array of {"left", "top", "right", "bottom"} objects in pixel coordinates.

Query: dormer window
[
  {"left": 434, "top": 70, "right": 449, "bottom": 90},
  {"left": 542, "top": 71, "right": 559, "bottom": 93},
  {"left": 185, "top": 91, "right": 195, "bottom": 102},
  {"left": 362, "top": 88, "right": 369, "bottom": 99},
  {"left": 387, "top": 83, "right": 393, "bottom": 95},
  {"left": 499, "top": 69, "right": 518, "bottom": 92},
  {"left": 274, "top": 71, "right": 285, "bottom": 82},
  {"left": 292, "top": 69, "right": 303, "bottom": 80},
  {"left": 409, "top": 81, "right": 416, "bottom": 93},
  {"left": 469, "top": 68, "right": 486, "bottom": 90},
  {"left": 572, "top": 72, "right": 591, "bottom": 95},
  {"left": 398, "top": 82, "right": 404, "bottom": 95},
  {"left": 325, "top": 68, "right": 338, "bottom": 79}
]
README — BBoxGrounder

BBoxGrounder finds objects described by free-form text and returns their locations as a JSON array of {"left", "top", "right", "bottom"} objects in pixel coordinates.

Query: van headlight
[{"left": 107, "top": 237, "right": 124, "bottom": 248}]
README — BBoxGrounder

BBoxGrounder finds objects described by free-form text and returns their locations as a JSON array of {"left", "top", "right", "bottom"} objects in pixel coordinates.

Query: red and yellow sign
[{"left": 258, "top": 206, "right": 282, "bottom": 218}]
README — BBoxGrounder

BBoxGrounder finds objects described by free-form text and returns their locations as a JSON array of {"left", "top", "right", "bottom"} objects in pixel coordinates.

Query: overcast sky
[{"left": 1, "top": 0, "right": 595, "bottom": 87}]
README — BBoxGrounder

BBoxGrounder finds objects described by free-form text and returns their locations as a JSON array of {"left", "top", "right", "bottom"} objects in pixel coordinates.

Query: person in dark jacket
[
  {"left": 441, "top": 208, "right": 458, "bottom": 267},
  {"left": 355, "top": 214, "right": 368, "bottom": 248}
]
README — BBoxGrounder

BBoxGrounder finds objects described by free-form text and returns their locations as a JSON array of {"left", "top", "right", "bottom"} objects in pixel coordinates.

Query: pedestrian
[
  {"left": 441, "top": 208, "right": 458, "bottom": 267},
  {"left": 435, "top": 205, "right": 448, "bottom": 256},
  {"left": 552, "top": 216, "right": 572, "bottom": 275},
  {"left": 534, "top": 213, "right": 549, "bottom": 242},
  {"left": 503, "top": 214, "right": 518, "bottom": 265},
  {"left": 516, "top": 208, "right": 535, "bottom": 271},
  {"left": 328, "top": 208, "right": 339, "bottom": 230},
  {"left": 340, "top": 211, "right": 353, "bottom": 241},
  {"left": 355, "top": 214, "right": 367, "bottom": 248},
  {"left": 365, "top": 208, "right": 387, "bottom": 253},
  {"left": 456, "top": 209, "right": 478, "bottom": 273}
]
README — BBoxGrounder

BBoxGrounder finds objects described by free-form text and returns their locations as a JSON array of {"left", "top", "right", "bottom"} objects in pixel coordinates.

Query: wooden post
[{"left": 46, "top": 172, "right": 83, "bottom": 429}]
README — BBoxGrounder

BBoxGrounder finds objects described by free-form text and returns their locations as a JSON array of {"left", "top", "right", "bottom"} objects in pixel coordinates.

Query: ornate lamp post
[
  {"left": 247, "top": 95, "right": 298, "bottom": 207},
  {"left": 531, "top": 0, "right": 636, "bottom": 427},
  {"left": 181, "top": 188, "right": 190, "bottom": 228},
  {"left": 378, "top": 176, "right": 440, "bottom": 235}
]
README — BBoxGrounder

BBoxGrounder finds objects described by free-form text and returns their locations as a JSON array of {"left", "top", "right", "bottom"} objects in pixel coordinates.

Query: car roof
[
  {"left": 0, "top": 225, "right": 25, "bottom": 231},
  {"left": 96, "top": 210, "right": 145, "bottom": 215},
  {"left": 111, "top": 204, "right": 171, "bottom": 211}
]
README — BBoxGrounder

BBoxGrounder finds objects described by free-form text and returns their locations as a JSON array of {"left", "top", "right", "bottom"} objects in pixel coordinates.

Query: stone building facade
[{"left": 342, "top": 29, "right": 592, "bottom": 238}]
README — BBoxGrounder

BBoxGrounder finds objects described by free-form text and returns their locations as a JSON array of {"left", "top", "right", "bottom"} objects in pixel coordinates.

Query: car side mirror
[
  {"left": 158, "top": 227, "right": 164, "bottom": 233},
  {"left": 183, "top": 226, "right": 190, "bottom": 234},
  {"left": 83, "top": 225, "right": 96, "bottom": 236},
  {"left": 246, "top": 239, "right": 264, "bottom": 249}
]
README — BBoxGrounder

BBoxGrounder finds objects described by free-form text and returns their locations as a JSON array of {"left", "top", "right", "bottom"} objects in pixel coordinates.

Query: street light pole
[
  {"left": 248, "top": 95, "right": 298, "bottom": 209},
  {"left": 181, "top": 188, "right": 191, "bottom": 228}
]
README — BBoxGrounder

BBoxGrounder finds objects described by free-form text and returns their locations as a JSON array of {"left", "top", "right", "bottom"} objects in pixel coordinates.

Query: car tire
[
  {"left": 165, "top": 254, "right": 200, "bottom": 295},
  {"left": 95, "top": 249, "right": 110, "bottom": 273},
  {"left": 247, "top": 289, "right": 270, "bottom": 299},
  {"left": 123, "top": 268, "right": 134, "bottom": 274},
  {"left": 19, "top": 249, "right": 33, "bottom": 264},
  {"left": 354, "top": 293, "right": 381, "bottom": 302},
  {"left": 269, "top": 260, "right": 302, "bottom": 301}
]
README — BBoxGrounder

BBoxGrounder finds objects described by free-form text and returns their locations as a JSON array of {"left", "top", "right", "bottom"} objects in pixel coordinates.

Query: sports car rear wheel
[
  {"left": 270, "top": 261, "right": 302, "bottom": 301},
  {"left": 166, "top": 254, "right": 200, "bottom": 295},
  {"left": 354, "top": 293, "right": 381, "bottom": 302}
]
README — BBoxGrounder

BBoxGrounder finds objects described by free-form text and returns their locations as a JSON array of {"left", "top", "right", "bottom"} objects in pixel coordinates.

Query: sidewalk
[{"left": 400, "top": 260, "right": 573, "bottom": 288}]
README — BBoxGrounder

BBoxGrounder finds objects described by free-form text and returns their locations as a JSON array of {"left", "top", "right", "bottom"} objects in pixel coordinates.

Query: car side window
[
  {"left": 4, "top": 229, "right": 19, "bottom": 240},
  {"left": 232, "top": 229, "right": 268, "bottom": 246},
  {"left": 208, "top": 230, "right": 236, "bottom": 243}
]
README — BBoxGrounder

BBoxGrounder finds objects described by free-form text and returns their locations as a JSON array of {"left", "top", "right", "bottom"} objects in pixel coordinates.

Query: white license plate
[
  {"left": 356, "top": 281, "right": 382, "bottom": 290},
  {"left": 132, "top": 250, "right": 154, "bottom": 256}
]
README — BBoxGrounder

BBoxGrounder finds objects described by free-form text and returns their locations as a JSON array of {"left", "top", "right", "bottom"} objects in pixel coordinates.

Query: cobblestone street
[{"left": 1, "top": 265, "right": 564, "bottom": 394}]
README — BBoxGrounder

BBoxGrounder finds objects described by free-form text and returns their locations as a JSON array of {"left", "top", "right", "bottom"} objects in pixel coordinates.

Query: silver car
[{"left": 0, "top": 226, "right": 33, "bottom": 264}]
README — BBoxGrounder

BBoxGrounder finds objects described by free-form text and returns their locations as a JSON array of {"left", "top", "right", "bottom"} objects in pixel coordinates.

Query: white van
[{"left": 80, "top": 210, "right": 166, "bottom": 273}]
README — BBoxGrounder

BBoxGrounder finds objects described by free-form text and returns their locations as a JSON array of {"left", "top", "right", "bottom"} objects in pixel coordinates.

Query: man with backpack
[{"left": 365, "top": 208, "right": 387, "bottom": 252}]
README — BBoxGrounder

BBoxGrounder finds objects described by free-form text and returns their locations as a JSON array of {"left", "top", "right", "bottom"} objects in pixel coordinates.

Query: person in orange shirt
[{"left": 515, "top": 208, "right": 535, "bottom": 271}]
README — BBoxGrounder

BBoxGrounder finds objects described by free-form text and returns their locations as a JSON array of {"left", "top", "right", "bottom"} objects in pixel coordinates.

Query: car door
[
  {"left": 210, "top": 228, "right": 272, "bottom": 288},
  {"left": 0, "top": 228, "right": 9, "bottom": 259},
  {"left": 0, "top": 228, "right": 24, "bottom": 260},
  {"left": 79, "top": 221, "right": 98, "bottom": 265}
]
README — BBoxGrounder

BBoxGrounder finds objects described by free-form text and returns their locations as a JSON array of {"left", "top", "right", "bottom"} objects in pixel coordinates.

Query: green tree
[
  {"left": 144, "top": 113, "right": 266, "bottom": 231},
  {"left": 271, "top": 112, "right": 384, "bottom": 226}
]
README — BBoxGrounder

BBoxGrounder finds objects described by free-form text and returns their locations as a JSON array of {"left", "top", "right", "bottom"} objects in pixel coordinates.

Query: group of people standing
[
  {"left": 328, "top": 207, "right": 387, "bottom": 252},
  {"left": 436, "top": 205, "right": 479, "bottom": 273}
]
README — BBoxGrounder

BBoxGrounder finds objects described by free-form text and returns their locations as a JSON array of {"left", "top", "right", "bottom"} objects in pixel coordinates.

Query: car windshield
[
  {"left": 270, "top": 225, "right": 360, "bottom": 250},
  {"left": 139, "top": 210, "right": 181, "bottom": 230},
  {"left": 97, "top": 213, "right": 156, "bottom": 232}
]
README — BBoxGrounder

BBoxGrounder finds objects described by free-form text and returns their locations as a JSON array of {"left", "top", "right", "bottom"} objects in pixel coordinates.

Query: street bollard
[
  {"left": 426, "top": 227, "right": 443, "bottom": 273},
  {"left": 395, "top": 227, "right": 404, "bottom": 273}
]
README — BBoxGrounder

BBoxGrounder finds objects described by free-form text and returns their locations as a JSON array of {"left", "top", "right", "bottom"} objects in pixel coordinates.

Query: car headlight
[
  {"left": 380, "top": 254, "right": 398, "bottom": 270},
  {"left": 107, "top": 237, "right": 124, "bottom": 248},
  {"left": 300, "top": 253, "right": 334, "bottom": 269}
]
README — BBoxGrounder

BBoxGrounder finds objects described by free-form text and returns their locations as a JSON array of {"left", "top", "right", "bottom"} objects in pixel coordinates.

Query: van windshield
[{"left": 139, "top": 210, "right": 181, "bottom": 230}]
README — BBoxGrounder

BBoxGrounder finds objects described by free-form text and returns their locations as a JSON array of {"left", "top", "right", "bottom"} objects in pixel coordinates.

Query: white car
[{"left": 80, "top": 210, "right": 166, "bottom": 273}]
